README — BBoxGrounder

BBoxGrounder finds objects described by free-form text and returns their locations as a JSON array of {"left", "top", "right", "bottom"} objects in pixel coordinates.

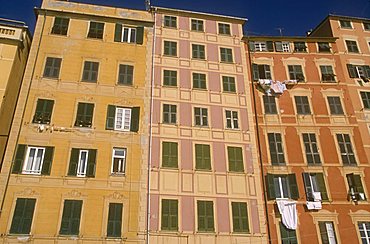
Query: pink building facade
[{"left": 148, "top": 7, "right": 267, "bottom": 243}]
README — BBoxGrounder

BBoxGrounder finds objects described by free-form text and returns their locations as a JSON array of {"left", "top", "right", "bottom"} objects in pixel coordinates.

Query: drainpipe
[
  {"left": 246, "top": 37, "right": 272, "bottom": 244},
  {"left": 145, "top": 7, "right": 157, "bottom": 244}
]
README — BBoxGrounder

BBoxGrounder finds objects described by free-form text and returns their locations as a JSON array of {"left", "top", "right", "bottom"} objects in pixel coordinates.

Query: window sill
[
  {"left": 192, "top": 88, "right": 207, "bottom": 91},
  {"left": 222, "top": 91, "right": 237, "bottom": 94},
  {"left": 80, "top": 80, "right": 98, "bottom": 83},
  {"left": 162, "top": 54, "right": 178, "bottom": 58},
  {"left": 42, "top": 76, "right": 59, "bottom": 80},
  {"left": 220, "top": 61, "right": 234, "bottom": 64},
  {"left": 162, "top": 26, "right": 177, "bottom": 29},
  {"left": 225, "top": 127, "right": 240, "bottom": 130},
  {"left": 116, "top": 83, "right": 133, "bottom": 87},
  {"left": 110, "top": 173, "right": 126, "bottom": 177},
  {"left": 162, "top": 85, "right": 178, "bottom": 88}
]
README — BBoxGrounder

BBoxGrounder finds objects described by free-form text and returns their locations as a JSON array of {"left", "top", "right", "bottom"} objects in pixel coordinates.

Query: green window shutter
[
  {"left": 86, "top": 149, "right": 96, "bottom": 177},
  {"left": 10, "top": 198, "right": 36, "bottom": 234},
  {"left": 71, "top": 200, "right": 82, "bottom": 235},
  {"left": 316, "top": 173, "right": 328, "bottom": 201},
  {"left": 232, "top": 202, "right": 249, "bottom": 233},
  {"left": 275, "top": 41, "right": 283, "bottom": 52},
  {"left": 288, "top": 174, "right": 299, "bottom": 200},
  {"left": 252, "top": 63, "right": 259, "bottom": 81},
  {"left": 161, "top": 199, "right": 178, "bottom": 231},
  {"left": 41, "top": 146, "right": 54, "bottom": 175},
  {"left": 319, "top": 222, "right": 329, "bottom": 244},
  {"left": 136, "top": 26, "right": 144, "bottom": 45},
  {"left": 266, "top": 174, "right": 276, "bottom": 200},
  {"left": 12, "top": 144, "right": 26, "bottom": 174},
  {"left": 68, "top": 149, "right": 79, "bottom": 176},
  {"left": 347, "top": 64, "right": 357, "bottom": 78},
  {"left": 60, "top": 200, "right": 72, "bottom": 234},
  {"left": 161, "top": 199, "right": 170, "bottom": 230},
  {"left": 114, "top": 23, "right": 122, "bottom": 42},
  {"left": 354, "top": 175, "right": 365, "bottom": 195},
  {"left": 302, "top": 173, "right": 313, "bottom": 201},
  {"left": 195, "top": 144, "right": 211, "bottom": 170},
  {"left": 169, "top": 200, "right": 178, "bottom": 230},
  {"left": 162, "top": 142, "right": 178, "bottom": 168},
  {"left": 248, "top": 41, "right": 255, "bottom": 52},
  {"left": 130, "top": 107, "right": 140, "bottom": 132},
  {"left": 106, "top": 105, "right": 116, "bottom": 130},
  {"left": 266, "top": 41, "right": 274, "bottom": 51},
  {"left": 60, "top": 200, "right": 82, "bottom": 235},
  {"left": 107, "top": 203, "right": 123, "bottom": 237}
]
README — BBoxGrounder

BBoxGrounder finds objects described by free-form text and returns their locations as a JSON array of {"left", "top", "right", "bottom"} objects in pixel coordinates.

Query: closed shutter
[
  {"left": 195, "top": 144, "right": 211, "bottom": 170},
  {"left": 266, "top": 174, "right": 276, "bottom": 200},
  {"left": 275, "top": 41, "right": 283, "bottom": 52},
  {"left": 10, "top": 198, "right": 36, "bottom": 234},
  {"left": 288, "top": 174, "right": 299, "bottom": 200},
  {"left": 130, "top": 107, "right": 140, "bottom": 132},
  {"left": 347, "top": 64, "right": 357, "bottom": 78},
  {"left": 252, "top": 63, "right": 259, "bottom": 81},
  {"left": 266, "top": 41, "right": 274, "bottom": 52},
  {"left": 231, "top": 202, "right": 249, "bottom": 233},
  {"left": 86, "top": 149, "right": 96, "bottom": 177},
  {"left": 114, "top": 23, "right": 122, "bottom": 42},
  {"left": 12, "top": 144, "right": 26, "bottom": 174},
  {"left": 316, "top": 173, "right": 329, "bottom": 201},
  {"left": 107, "top": 203, "right": 123, "bottom": 237},
  {"left": 106, "top": 105, "right": 116, "bottom": 130},
  {"left": 248, "top": 41, "right": 255, "bottom": 52},
  {"left": 136, "top": 26, "right": 144, "bottom": 45},
  {"left": 41, "top": 146, "right": 54, "bottom": 175},
  {"left": 162, "top": 142, "right": 178, "bottom": 168},
  {"left": 68, "top": 149, "right": 79, "bottom": 176},
  {"left": 60, "top": 200, "right": 82, "bottom": 235}
]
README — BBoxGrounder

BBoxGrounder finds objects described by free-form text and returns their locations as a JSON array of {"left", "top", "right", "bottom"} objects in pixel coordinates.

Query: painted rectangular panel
[
  {"left": 179, "top": 16, "right": 189, "bottom": 30},
  {"left": 232, "top": 23, "right": 239, "bottom": 37},
  {"left": 180, "top": 103, "right": 191, "bottom": 127},
  {"left": 215, "top": 175, "right": 227, "bottom": 194},
  {"left": 182, "top": 173, "right": 193, "bottom": 192},
  {"left": 250, "top": 199, "right": 261, "bottom": 234},
  {"left": 196, "top": 174, "right": 213, "bottom": 193},
  {"left": 155, "top": 37, "right": 162, "bottom": 54},
  {"left": 180, "top": 91, "right": 190, "bottom": 100},
  {"left": 216, "top": 198, "right": 230, "bottom": 232},
  {"left": 151, "top": 137, "right": 160, "bottom": 168},
  {"left": 154, "top": 67, "right": 161, "bottom": 86},
  {"left": 150, "top": 194, "right": 160, "bottom": 231},
  {"left": 234, "top": 47, "right": 242, "bottom": 64},
  {"left": 155, "top": 14, "right": 162, "bottom": 27},
  {"left": 181, "top": 196, "right": 194, "bottom": 231},
  {"left": 205, "top": 19, "right": 217, "bottom": 34},
  {"left": 245, "top": 146, "right": 254, "bottom": 174},
  {"left": 240, "top": 106, "right": 249, "bottom": 130},
  {"left": 213, "top": 142, "right": 226, "bottom": 172},
  {"left": 210, "top": 106, "right": 223, "bottom": 129},
  {"left": 179, "top": 40, "right": 190, "bottom": 59},
  {"left": 248, "top": 175, "right": 256, "bottom": 196},
  {"left": 208, "top": 72, "right": 220, "bottom": 92},
  {"left": 152, "top": 100, "right": 161, "bottom": 124},
  {"left": 229, "top": 175, "right": 247, "bottom": 195},
  {"left": 236, "top": 75, "right": 245, "bottom": 95},
  {"left": 180, "top": 68, "right": 191, "bottom": 89},
  {"left": 207, "top": 43, "right": 219, "bottom": 62},
  {"left": 160, "top": 171, "right": 179, "bottom": 192},
  {"left": 181, "top": 139, "right": 192, "bottom": 170},
  {"left": 150, "top": 171, "right": 159, "bottom": 190}
]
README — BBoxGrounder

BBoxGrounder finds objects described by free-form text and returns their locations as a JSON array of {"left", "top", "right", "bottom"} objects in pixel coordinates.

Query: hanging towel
[
  {"left": 306, "top": 201, "right": 322, "bottom": 210},
  {"left": 276, "top": 199, "right": 298, "bottom": 230},
  {"left": 270, "top": 81, "right": 287, "bottom": 94},
  {"left": 313, "top": 192, "right": 322, "bottom": 201}
]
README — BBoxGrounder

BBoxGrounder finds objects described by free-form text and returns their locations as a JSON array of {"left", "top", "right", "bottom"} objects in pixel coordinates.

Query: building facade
[
  {"left": 148, "top": 7, "right": 267, "bottom": 244},
  {"left": 0, "top": 18, "right": 31, "bottom": 170},
  {"left": 0, "top": 0, "right": 153, "bottom": 242},
  {"left": 245, "top": 15, "right": 370, "bottom": 244}
]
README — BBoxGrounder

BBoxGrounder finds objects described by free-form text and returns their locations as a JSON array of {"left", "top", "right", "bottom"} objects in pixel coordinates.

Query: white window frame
[
  {"left": 194, "top": 107, "right": 208, "bottom": 126},
  {"left": 254, "top": 42, "right": 267, "bottom": 51},
  {"left": 225, "top": 110, "right": 239, "bottom": 129},
  {"left": 320, "top": 222, "right": 337, "bottom": 244},
  {"left": 22, "top": 146, "right": 45, "bottom": 175},
  {"left": 77, "top": 150, "right": 89, "bottom": 177},
  {"left": 115, "top": 107, "right": 131, "bottom": 131},
  {"left": 282, "top": 42, "right": 290, "bottom": 52},
  {"left": 358, "top": 222, "right": 370, "bottom": 244},
  {"left": 121, "top": 27, "right": 136, "bottom": 43},
  {"left": 111, "top": 148, "right": 127, "bottom": 175},
  {"left": 274, "top": 176, "right": 289, "bottom": 199}
]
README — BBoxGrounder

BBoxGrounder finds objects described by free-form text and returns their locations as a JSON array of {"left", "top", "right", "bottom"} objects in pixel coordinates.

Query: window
[
  {"left": 364, "top": 22, "right": 370, "bottom": 31},
  {"left": 193, "top": 73, "right": 206, "bottom": 89},
  {"left": 195, "top": 144, "right": 211, "bottom": 170},
  {"left": 164, "top": 41, "right": 177, "bottom": 56},
  {"left": 118, "top": 64, "right": 134, "bottom": 85},
  {"left": 162, "top": 142, "right": 178, "bottom": 168},
  {"left": 274, "top": 41, "right": 290, "bottom": 52},
  {"left": 347, "top": 64, "right": 370, "bottom": 80},
  {"left": 87, "top": 21, "right": 104, "bottom": 39},
  {"left": 106, "top": 105, "right": 140, "bottom": 132},
  {"left": 263, "top": 95, "right": 277, "bottom": 114},
  {"left": 192, "top": 44, "right": 205, "bottom": 59},
  {"left": 114, "top": 24, "right": 144, "bottom": 44},
  {"left": 293, "top": 42, "right": 307, "bottom": 52},
  {"left": 32, "top": 99, "right": 54, "bottom": 124},
  {"left": 164, "top": 16, "right": 177, "bottom": 28},
  {"left": 161, "top": 199, "right": 178, "bottom": 231},
  {"left": 107, "top": 203, "right": 123, "bottom": 237},
  {"left": 327, "top": 96, "right": 344, "bottom": 115},
  {"left": 222, "top": 76, "right": 236, "bottom": 92},
  {"left": 227, "top": 146, "right": 244, "bottom": 172},
  {"left": 336, "top": 134, "right": 356, "bottom": 165},
  {"left": 218, "top": 23, "right": 231, "bottom": 35},
  {"left": 319, "top": 221, "right": 338, "bottom": 244},
  {"left": 43, "top": 57, "right": 62, "bottom": 78},
  {"left": 82, "top": 61, "right": 99, "bottom": 82},
  {"left": 254, "top": 41, "right": 267, "bottom": 52},
  {"left": 59, "top": 200, "right": 82, "bottom": 235},
  {"left": 225, "top": 110, "right": 239, "bottom": 129},
  {"left": 294, "top": 96, "right": 311, "bottom": 115},
  {"left": 280, "top": 222, "right": 298, "bottom": 244},
  {"left": 74, "top": 102, "right": 94, "bottom": 127},
  {"left": 252, "top": 64, "right": 272, "bottom": 80},
  {"left": 302, "top": 133, "right": 321, "bottom": 165},
  {"left": 361, "top": 91, "right": 370, "bottom": 109},
  {"left": 320, "top": 65, "right": 335, "bottom": 82},
  {"left": 340, "top": 19, "right": 352, "bottom": 29},
  {"left": 68, "top": 148, "right": 96, "bottom": 177},
  {"left": 252, "top": 41, "right": 275, "bottom": 52},
  {"left": 197, "top": 201, "right": 214, "bottom": 232},
  {"left": 220, "top": 47, "right": 233, "bottom": 63},
  {"left": 358, "top": 222, "right": 370, "bottom": 243},
  {"left": 231, "top": 202, "right": 249, "bottom": 233},
  {"left": 51, "top": 17, "right": 69, "bottom": 35},
  {"left": 9, "top": 198, "right": 36, "bottom": 234},
  {"left": 318, "top": 42, "right": 331, "bottom": 52},
  {"left": 163, "top": 104, "right": 177, "bottom": 124},
  {"left": 303, "top": 173, "right": 328, "bottom": 201},
  {"left": 346, "top": 40, "right": 359, "bottom": 53},
  {"left": 111, "top": 148, "right": 126, "bottom": 174},
  {"left": 191, "top": 19, "right": 204, "bottom": 31},
  {"left": 268, "top": 133, "right": 285, "bottom": 165},
  {"left": 266, "top": 174, "right": 299, "bottom": 200},
  {"left": 288, "top": 65, "right": 305, "bottom": 81},
  {"left": 163, "top": 70, "right": 177, "bottom": 86},
  {"left": 347, "top": 173, "right": 366, "bottom": 201},
  {"left": 194, "top": 107, "right": 208, "bottom": 126},
  {"left": 12, "top": 144, "right": 54, "bottom": 175}
]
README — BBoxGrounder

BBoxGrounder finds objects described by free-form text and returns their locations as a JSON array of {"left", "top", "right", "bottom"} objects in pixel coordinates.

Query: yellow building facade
[
  {"left": 0, "top": 0, "right": 153, "bottom": 243},
  {"left": 0, "top": 19, "right": 31, "bottom": 171}
]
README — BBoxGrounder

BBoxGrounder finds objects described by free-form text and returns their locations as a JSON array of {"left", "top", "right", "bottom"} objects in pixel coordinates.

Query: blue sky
[{"left": 1, "top": 0, "right": 369, "bottom": 36}]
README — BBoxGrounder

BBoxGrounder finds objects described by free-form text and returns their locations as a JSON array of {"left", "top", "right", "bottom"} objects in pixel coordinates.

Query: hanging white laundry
[
  {"left": 276, "top": 199, "right": 298, "bottom": 230},
  {"left": 306, "top": 201, "right": 322, "bottom": 210},
  {"left": 313, "top": 192, "right": 322, "bottom": 201},
  {"left": 270, "top": 81, "right": 287, "bottom": 94},
  {"left": 283, "top": 80, "right": 298, "bottom": 85}
]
